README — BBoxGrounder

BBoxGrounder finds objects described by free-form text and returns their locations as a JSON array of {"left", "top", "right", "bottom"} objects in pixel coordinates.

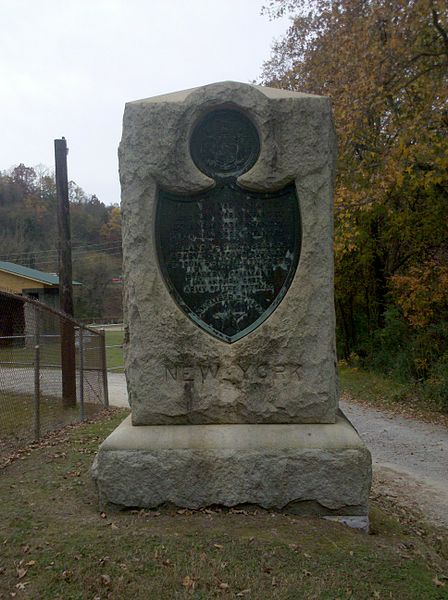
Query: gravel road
[
  {"left": 341, "top": 399, "right": 448, "bottom": 528},
  {"left": 107, "top": 374, "right": 448, "bottom": 527}
]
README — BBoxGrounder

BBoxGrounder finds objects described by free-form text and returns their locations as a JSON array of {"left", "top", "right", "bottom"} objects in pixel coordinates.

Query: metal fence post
[
  {"left": 100, "top": 329, "right": 109, "bottom": 407},
  {"left": 33, "top": 306, "right": 41, "bottom": 441},
  {"left": 79, "top": 328, "right": 85, "bottom": 421}
]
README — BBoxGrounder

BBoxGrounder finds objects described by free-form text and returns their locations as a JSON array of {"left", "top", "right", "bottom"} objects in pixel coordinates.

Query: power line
[
  {"left": 3, "top": 248, "right": 124, "bottom": 269},
  {"left": 33, "top": 249, "right": 124, "bottom": 268},
  {"left": 0, "top": 240, "right": 122, "bottom": 261},
  {"left": 0, "top": 239, "right": 122, "bottom": 257}
]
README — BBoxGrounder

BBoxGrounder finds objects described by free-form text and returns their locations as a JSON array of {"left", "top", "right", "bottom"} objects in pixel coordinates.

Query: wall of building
[{"left": 0, "top": 271, "right": 46, "bottom": 294}]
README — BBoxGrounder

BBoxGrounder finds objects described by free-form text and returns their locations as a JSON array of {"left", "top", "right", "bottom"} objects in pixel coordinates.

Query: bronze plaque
[{"left": 156, "top": 109, "right": 300, "bottom": 343}]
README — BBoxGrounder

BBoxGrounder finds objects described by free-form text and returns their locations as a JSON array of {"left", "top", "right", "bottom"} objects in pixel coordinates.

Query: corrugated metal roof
[{"left": 0, "top": 261, "right": 81, "bottom": 286}]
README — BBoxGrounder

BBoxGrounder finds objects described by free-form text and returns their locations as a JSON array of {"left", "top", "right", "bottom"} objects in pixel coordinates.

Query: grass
[
  {"left": 338, "top": 363, "right": 448, "bottom": 423},
  {"left": 0, "top": 340, "right": 61, "bottom": 368},
  {"left": 338, "top": 364, "right": 408, "bottom": 407},
  {"left": 0, "top": 332, "right": 107, "bottom": 370},
  {"left": 0, "top": 392, "right": 102, "bottom": 457},
  {"left": 105, "top": 329, "right": 124, "bottom": 372},
  {"left": 0, "top": 411, "right": 447, "bottom": 600}
]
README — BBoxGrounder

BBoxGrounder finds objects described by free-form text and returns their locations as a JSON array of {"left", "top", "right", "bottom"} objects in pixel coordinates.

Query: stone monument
[{"left": 92, "top": 81, "right": 371, "bottom": 527}]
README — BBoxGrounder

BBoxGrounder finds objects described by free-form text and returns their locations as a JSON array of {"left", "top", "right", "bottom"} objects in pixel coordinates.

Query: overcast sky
[{"left": 1, "top": 0, "right": 289, "bottom": 205}]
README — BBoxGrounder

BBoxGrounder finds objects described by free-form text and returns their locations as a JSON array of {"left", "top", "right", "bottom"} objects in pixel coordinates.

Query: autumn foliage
[
  {"left": 261, "top": 0, "right": 448, "bottom": 407},
  {"left": 0, "top": 165, "right": 123, "bottom": 319}
]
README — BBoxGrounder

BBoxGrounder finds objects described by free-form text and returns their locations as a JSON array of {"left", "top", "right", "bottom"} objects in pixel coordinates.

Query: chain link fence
[{"left": 0, "top": 290, "right": 109, "bottom": 457}]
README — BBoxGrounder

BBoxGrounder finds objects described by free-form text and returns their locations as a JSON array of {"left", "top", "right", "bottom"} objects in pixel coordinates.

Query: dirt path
[
  {"left": 341, "top": 398, "right": 448, "bottom": 528},
  {"left": 106, "top": 374, "right": 448, "bottom": 528}
]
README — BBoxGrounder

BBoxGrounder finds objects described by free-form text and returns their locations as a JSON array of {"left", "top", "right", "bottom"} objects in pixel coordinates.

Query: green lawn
[
  {"left": 105, "top": 329, "right": 124, "bottom": 372},
  {"left": 0, "top": 340, "right": 61, "bottom": 367},
  {"left": 338, "top": 363, "right": 448, "bottom": 422},
  {"left": 0, "top": 329, "right": 125, "bottom": 372},
  {"left": 339, "top": 364, "right": 409, "bottom": 406},
  {"left": 0, "top": 392, "right": 103, "bottom": 456},
  {"left": 0, "top": 411, "right": 447, "bottom": 599},
  {"left": 0, "top": 330, "right": 108, "bottom": 369}
]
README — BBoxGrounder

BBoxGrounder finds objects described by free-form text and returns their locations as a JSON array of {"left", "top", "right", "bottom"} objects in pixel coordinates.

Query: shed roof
[{"left": 0, "top": 261, "right": 80, "bottom": 287}]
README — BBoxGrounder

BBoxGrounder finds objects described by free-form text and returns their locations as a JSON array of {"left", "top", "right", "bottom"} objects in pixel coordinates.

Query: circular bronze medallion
[{"left": 190, "top": 109, "right": 260, "bottom": 179}]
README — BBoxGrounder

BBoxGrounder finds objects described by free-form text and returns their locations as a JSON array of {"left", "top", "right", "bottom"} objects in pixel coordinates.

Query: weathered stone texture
[
  {"left": 119, "top": 81, "right": 338, "bottom": 425},
  {"left": 92, "top": 415, "right": 372, "bottom": 513},
  {"left": 93, "top": 82, "right": 372, "bottom": 523}
]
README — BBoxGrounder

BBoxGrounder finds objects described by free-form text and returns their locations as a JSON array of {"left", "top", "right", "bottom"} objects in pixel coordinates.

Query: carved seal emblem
[{"left": 156, "top": 108, "right": 301, "bottom": 343}]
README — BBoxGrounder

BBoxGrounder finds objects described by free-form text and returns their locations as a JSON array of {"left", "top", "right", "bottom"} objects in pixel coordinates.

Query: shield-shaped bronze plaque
[{"left": 156, "top": 109, "right": 301, "bottom": 343}]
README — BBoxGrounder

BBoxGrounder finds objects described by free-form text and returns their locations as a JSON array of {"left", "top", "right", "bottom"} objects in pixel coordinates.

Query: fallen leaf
[
  {"left": 288, "top": 543, "right": 299, "bottom": 551},
  {"left": 236, "top": 590, "right": 251, "bottom": 597},
  {"left": 219, "top": 582, "right": 229, "bottom": 590},
  {"left": 16, "top": 568, "right": 27, "bottom": 579},
  {"left": 15, "top": 582, "right": 30, "bottom": 591},
  {"left": 100, "top": 574, "right": 111, "bottom": 587},
  {"left": 433, "top": 576, "right": 446, "bottom": 588},
  {"left": 182, "top": 575, "right": 196, "bottom": 590},
  {"left": 214, "top": 543, "right": 224, "bottom": 550}
]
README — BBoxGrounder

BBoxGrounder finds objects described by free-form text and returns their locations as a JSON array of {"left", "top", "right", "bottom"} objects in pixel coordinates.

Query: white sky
[{"left": 0, "top": 0, "right": 289, "bottom": 205}]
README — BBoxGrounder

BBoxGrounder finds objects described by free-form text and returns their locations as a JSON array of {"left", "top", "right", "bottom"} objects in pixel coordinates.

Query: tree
[
  {"left": 262, "top": 0, "right": 447, "bottom": 218},
  {"left": 73, "top": 252, "right": 122, "bottom": 318},
  {"left": 0, "top": 166, "right": 123, "bottom": 320},
  {"left": 100, "top": 206, "right": 122, "bottom": 243},
  {"left": 261, "top": 0, "right": 448, "bottom": 406}
]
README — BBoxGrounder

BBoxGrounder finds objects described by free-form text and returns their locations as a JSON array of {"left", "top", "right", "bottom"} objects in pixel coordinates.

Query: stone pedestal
[
  {"left": 93, "top": 81, "right": 372, "bottom": 526},
  {"left": 92, "top": 412, "right": 371, "bottom": 525}
]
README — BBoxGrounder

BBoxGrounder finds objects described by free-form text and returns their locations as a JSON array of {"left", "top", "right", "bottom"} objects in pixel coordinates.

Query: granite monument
[{"left": 92, "top": 81, "right": 372, "bottom": 527}]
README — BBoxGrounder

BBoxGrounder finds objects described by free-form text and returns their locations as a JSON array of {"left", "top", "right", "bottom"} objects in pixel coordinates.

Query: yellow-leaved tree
[{"left": 261, "top": 0, "right": 448, "bottom": 406}]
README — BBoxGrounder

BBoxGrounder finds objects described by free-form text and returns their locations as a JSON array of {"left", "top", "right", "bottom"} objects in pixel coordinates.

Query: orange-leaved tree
[{"left": 261, "top": 0, "right": 448, "bottom": 405}]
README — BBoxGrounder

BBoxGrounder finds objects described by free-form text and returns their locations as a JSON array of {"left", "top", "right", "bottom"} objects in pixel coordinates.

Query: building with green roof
[{"left": 0, "top": 260, "right": 80, "bottom": 308}]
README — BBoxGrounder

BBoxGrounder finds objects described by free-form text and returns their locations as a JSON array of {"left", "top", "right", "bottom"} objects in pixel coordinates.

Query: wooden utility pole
[{"left": 55, "top": 137, "right": 76, "bottom": 407}]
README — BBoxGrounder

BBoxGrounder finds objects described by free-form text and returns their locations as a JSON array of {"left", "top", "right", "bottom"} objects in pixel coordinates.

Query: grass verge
[
  {"left": 339, "top": 363, "right": 448, "bottom": 425},
  {"left": 0, "top": 392, "right": 102, "bottom": 459},
  {"left": 105, "top": 330, "right": 124, "bottom": 373},
  {"left": 1, "top": 410, "right": 447, "bottom": 599}
]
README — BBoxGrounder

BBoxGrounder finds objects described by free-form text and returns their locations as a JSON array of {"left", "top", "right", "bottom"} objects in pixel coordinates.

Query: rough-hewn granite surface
[
  {"left": 119, "top": 81, "right": 338, "bottom": 425},
  {"left": 92, "top": 414, "right": 371, "bottom": 515}
]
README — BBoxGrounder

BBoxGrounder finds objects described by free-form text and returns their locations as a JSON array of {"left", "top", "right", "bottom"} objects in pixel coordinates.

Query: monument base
[{"left": 92, "top": 413, "right": 371, "bottom": 528}]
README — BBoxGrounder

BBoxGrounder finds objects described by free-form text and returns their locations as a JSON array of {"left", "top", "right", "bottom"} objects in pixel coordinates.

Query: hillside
[{"left": 0, "top": 164, "right": 122, "bottom": 320}]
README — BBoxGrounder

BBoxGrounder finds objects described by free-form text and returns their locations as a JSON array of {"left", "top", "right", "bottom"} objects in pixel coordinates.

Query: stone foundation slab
[{"left": 92, "top": 412, "right": 371, "bottom": 521}]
